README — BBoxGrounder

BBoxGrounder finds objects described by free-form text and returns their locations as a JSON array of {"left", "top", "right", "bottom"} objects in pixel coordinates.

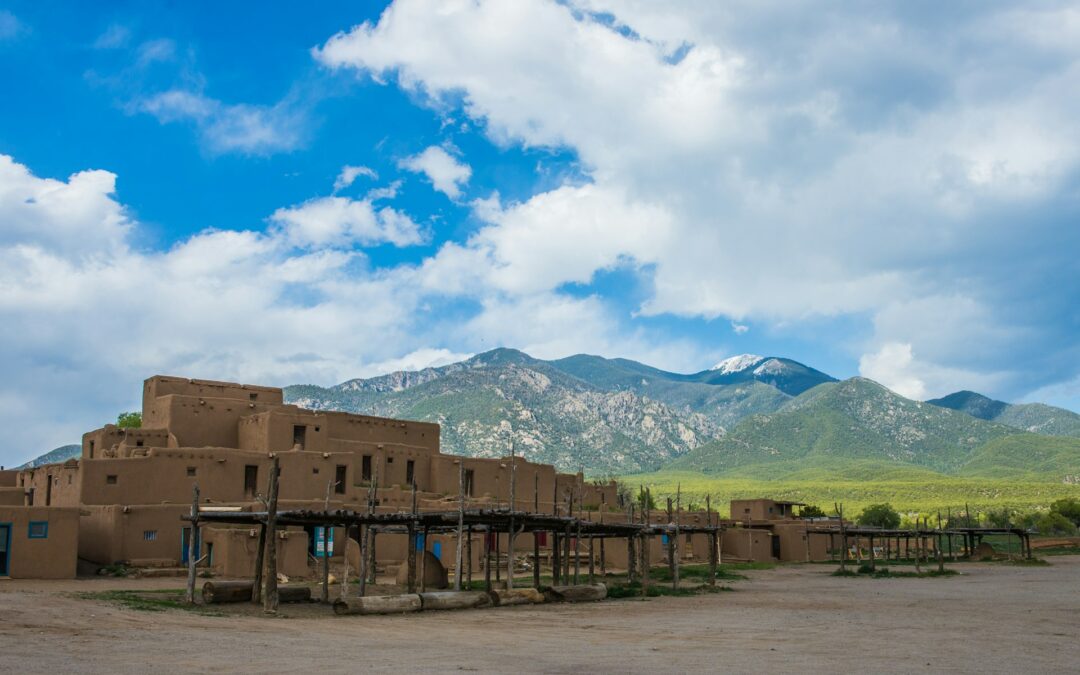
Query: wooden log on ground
[
  {"left": 419, "top": 591, "right": 493, "bottom": 611},
  {"left": 203, "top": 581, "right": 311, "bottom": 604},
  {"left": 333, "top": 594, "right": 423, "bottom": 616},
  {"left": 543, "top": 583, "right": 607, "bottom": 603},
  {"left": 491, "top": 588, "right": 546, "bottom": 606}
]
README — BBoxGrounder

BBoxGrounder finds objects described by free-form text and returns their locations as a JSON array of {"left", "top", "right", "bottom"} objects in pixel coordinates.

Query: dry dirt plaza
[{"left": 1, "top": 556, "right": 1078, "bottom": 674}]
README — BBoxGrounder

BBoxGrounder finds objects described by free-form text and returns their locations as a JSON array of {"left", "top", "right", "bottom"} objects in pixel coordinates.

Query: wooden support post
[
  {"left": 552, "top": 531, "right": 561, "bottom": 585},
  {"left": 408, "top": 480, "right": 418, "bottom": 593},
  {"left": 641, "top": 531, "right": 651, "bottom": 597},
  {"left": 666, "top": 497, "right": 675, "bottom": 578},
  {"left": 588, "top": 536, "right": 595, "bottom": 583},
  {"left": 454, "top": 461, "right": 465, "bottom": 591},
  {"left": 507, "top": 455, "right": 516, "bottom": 590},
  {"left": 563, "top": 522, "right": 571, "bottom": 582},
  {"left": 358, "top": 524, "right": 368, "bottom": 597},
  {"left": 837, "top": 503, "right": 846, "bottom": 573},
  {"left": 185, "top": 483, "right": 200, "bottom": 605},
  {"left": 868, "top": 534, "right": 875, "bottom": 571},
  {"left": 495, "top": 527, "right": 501, "bottom": 583},
  {"left": 626, "top": 501, "right": 636, "bottom": 583},
  {"left": 251, "top": 522, "right": 266, "bottom": 604},
  {"left": 599, "top": 491, "right": 607, "bottom": 578},
  {"left": 708, "top": 530, "right": 718, "bottom": 587},
  {"left": 420, "top": 525, "right": 429, "bottom": 593},
  {"left": 574, "top": 521, "right": 581, "bottom": 585},
  {"left": 366, "top": 470, "right": 379, "bottom": 586},
  {"left": 484, "top": 529, "right": 492, "bottom": 592},
  {"left": 937, "top": 512, "right": 945, "bottom": 573},
  {"left": 533, "top": 471, "right": 541, "bottom": 589},
  {"left": 466, "top": 526, "right": 473, "bottom": 588},
  {"left": 672, "top": 484, "right": 681, "bottom": 591},
  {"left": 263, "top": 456, "right": 280, "bottom": 613}
]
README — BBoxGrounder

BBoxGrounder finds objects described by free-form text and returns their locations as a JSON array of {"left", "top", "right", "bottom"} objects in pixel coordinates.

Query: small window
[
  {"left": 106, "top": 475, "right": 118, "bottom": 485},
  {"left": 293, "top": 425, "right": 306, "bottom": 448},
  {"left": 244, "top": 465, "right": 258, "bottom": 497},
  {"left": 313, "top": 467, "right": 320, "bottom": 474},
  {"left": 89, "top": 440, "right": 95, "bottom": 458},
  {"left": 464, "top": 469, "right": 475, "bottom": 497},
  {"left": 386, "top": 457, "right": 394, "bottom": 464},
  {"left": 143, "top": 530, "right": 158, "bottom": 542},
  {"left": 68, "top": 475, "right": 72, "bottom": 485},
  {"left": 249, "top": 393, "right": 258, "bottom": 401},
  {"left": 362, "top": 455, "right": 372, "bottom": 481},
  {"left": 335, "top": 465, "right": 346, "bottom": 494},
  {"left": 406, "top": 460, "right": 415, "bottom": 486},
  {"left": 28, "top": 521, "right": 48, "bottom": 539},
  {"left": 187, "top": 467, "right": 196, "bottom": 477},
  {"left": 136, "top": 440, "right": 144, "bottom": 447}
]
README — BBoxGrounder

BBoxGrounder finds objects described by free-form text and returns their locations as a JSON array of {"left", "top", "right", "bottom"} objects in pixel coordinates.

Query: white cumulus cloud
[{"left": 398, "top": 146, "right": 471, "bottom": 199}]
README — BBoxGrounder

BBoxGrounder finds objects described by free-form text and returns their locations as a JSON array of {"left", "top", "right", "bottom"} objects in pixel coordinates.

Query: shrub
[
  {"left": 1034, "top": 512, "right": 1077, "bottom": 536},
  {"left": 1050, "top": 498, "right": 1080, "bottom": 527},
  {"left": 856, "top": 503, "right": 901, "bottom": 529}
]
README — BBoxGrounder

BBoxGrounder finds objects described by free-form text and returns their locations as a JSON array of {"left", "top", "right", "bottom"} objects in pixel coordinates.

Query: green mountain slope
[
  {"left": 547, "top": 353, "right": 791, "bottom": 428},
  {"left": 287, "top": 349, "right": 723, "bottom": 474},
  {"left": 928, "top": 390, "right": 1080, "bottom": 437},
  {"left": 669, "top": 378, "right": 1020, "bottom": 474},
  {"left": 956, "top": 434, "right": 1080, "bottom": 480}
]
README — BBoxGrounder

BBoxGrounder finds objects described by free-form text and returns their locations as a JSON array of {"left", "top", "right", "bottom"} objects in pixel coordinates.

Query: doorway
[
  {"left": 0, "top": 524, "right": 10, "bottom": 576},
  {"left": 181, "top": 527, "right": 201, "bottom": 565}
]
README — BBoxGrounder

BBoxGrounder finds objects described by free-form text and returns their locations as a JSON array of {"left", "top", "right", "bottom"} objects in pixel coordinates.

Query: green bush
[
  {"left": 1034, "top": 512, "right": 1077, "bottom": 536},
  {"left": 856, "top": 503, "right": 901, "bottom": 529},
  {"left": 1050, "top": 498, "right": 1080, "bottom": 527},
  {"left": 117, "top": 412, "right": 142, "bottom": 429}
]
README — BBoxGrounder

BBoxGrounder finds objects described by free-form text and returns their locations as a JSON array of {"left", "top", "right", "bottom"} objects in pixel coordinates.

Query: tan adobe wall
[
  {"left": 82, "top": 426, "right": 127, "bottom": 459},
  {"left": 0, "top": 506, "right": 79, "bottom": 578},
  {"left": 143, "top": 375, "right": 283, "bottom": 411},
  {"left": 203, "top": 526, "right": 309, "bottom": 578},
  {"left": 0, "top": 470, "right": 16, "bottom": 487},
  {"left": 16, "top": 461, "right": 81, "bottom": 507},
  {"left": 722, "top": 527, "right": 774, "bottom": 561},
  {"left": 770, "top": 522, "right": 830, "bottom": 562},
  {"left": 79, "top": 504, "right": 201, "bottom": 566},
  {"left": 0, "top": 487, "right": 25, "bottom": 506}
]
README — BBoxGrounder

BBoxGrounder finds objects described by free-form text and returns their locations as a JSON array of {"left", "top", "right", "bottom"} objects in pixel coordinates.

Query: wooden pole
[
  {"left": 321, "top": 479, "right": 333, "bottom": 604},
  {"left": 466, "top": 525, "right": 473, "bottom": 588},
  {"left": 251, "top": 522, "right": 266, "bottom": 603},
  {"left": 507, "top": 455, "right": 517, "bottom": 590},
  {"left": 599, "top": 491, "right": 607, "bottom": 577},
  {"left": 495, "top": 525, "right": 501, "bottom": 583},
  {"left": 185, "top": 483, "right": 200, "bottom": 605},
  {"left": 673, "top": 484, "right": 681, "bottom": 591},
  {"left": 263, "top": 456, "right": 280, "bottom": 613},
  {"left": 408, "top": 481, "right": 417, "bottom": 593},
  {"left": 837, "top": 503, "right": 846, "bottom": 573},
  {"left": 420, "top": 525, "right": 429, "bottom": 593},
  {"left": 552, "top": 530, "right": 561, "bottom": 585},
  {"left": 366, "top": 470, "right": 379, "bottom": 585},
  {"left": 868, "top": 534, "right": 875, "bottom": 571},
  {"left": 533, "top": 470, "right": 541, "bottom": 588},
  {"left": 484, "top": 528, "right": 492, "bottom": 592},
  {"left": 454, "top": 461, "right": 465, "bottom": 591},
  {"left": 626, "top": 501, "right": 636, "bottom": 584}
]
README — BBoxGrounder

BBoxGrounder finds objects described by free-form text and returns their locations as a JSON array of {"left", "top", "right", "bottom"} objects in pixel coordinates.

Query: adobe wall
[
  {"left": 80, "top": 504, "right": 194, "bottom": 566},
  {"left": 0, "top": 470, "right": 16, "bottom": 487},
  {"left": 16, "top": 460, "right": 81, "bottom": 507},
  {"left": 0, "top": 506, "right": 79, "bottom": 578},
  {"left": 771, "top": 523, "right": 830, "bottom": 562},
  {"left": 202, "top": 526, "right": 309, "bottom": 578},
  {"left": 722, "top": 527, "right": 774, "bottom": 561}
]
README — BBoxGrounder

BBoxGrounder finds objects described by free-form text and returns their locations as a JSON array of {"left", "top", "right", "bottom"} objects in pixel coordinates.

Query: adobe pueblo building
[{"left": 3, "top": 376, "right": 836, "bottom": 580}]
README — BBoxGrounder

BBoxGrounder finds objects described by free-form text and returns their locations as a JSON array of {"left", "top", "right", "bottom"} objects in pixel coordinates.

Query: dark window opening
[
  {"left": 464, "top": 469, "right": 475, "bottom": 497},
  {"left": 89, "top": 440, "right": 95, "bottom": 459},
  {"left": 244, "top": 465, "right": 258, "bottom": 497},
  {"left": 28, "top": 521, "right": 48, "bottom": 539},
  {"left": 405, "top": 460, "right": 415, "bottom": 486},
  {"left": 106, "top": 475, "right": 117, "bottom": 485},
  {"left": 45, "top": 475, "right": 52, "bottom": 506},
  {"left": 335, "top": 465, "right": 346, "bottom": 494},
  {"left": 361, "top": 455, "right": 372, "bottom": 481},
  {"left": 186, "top": 467, "right": 196, "bottom": 477},
  {"left": 249, "top": 393, "right": 258, "bottom": 401},
  {"left": 136, "top": 440, "right": 144, "bottom": 447},
  {"left": 27, "top": 488, "right": 34, "bottom": 505},
  {"left": 312, "top": 467, "right": 319, "bottom": 474},
  {"left": 386, "top": 457, "right": 394, "bottom": 463},
  {"left": 293, "top": 425, "right": 306, "bottom": 448}
]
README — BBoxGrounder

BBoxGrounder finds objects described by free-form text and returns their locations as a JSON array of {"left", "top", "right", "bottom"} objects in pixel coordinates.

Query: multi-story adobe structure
[{"left": 2, "top": 376, "right": 836, "bottom": 580}]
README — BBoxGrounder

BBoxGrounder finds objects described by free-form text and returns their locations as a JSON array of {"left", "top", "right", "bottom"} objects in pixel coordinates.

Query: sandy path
[{"left": 2, "top": 558, "right": 1078, "bottom": 674}]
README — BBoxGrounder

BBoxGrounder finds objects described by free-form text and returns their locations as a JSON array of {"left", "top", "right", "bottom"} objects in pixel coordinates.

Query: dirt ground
[{"left": 2, "top": 557, "right": 1078, "bottom": 674}]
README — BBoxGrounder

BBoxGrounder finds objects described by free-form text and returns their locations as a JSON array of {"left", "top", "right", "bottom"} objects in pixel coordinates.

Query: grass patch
[
  {"left": 606, "top": 581, "right": 734, "bottom": 599},
  {"left": 74, "top": 589, "right": 223, "bottom": 616},
  {"left": 832, "top": 565, "right": 957, "bottom": 578}
]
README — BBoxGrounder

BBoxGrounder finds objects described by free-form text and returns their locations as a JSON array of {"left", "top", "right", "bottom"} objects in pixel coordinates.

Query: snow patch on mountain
[
  {"left": 711, "top": 354, "right": 764, "bottom": 374},
  {"left": 753, "top": 358, "right": 787, "bottom": 376}
]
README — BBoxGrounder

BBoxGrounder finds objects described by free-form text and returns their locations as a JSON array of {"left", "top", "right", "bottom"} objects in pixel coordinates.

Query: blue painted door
[
  {"left": 0, "top": 524, "right": 10, "bottom": 576},
  {"left": 181, "top": 527, "right": 201, "bottom": 564},
  {"left": 432, "top": 541, "right": 442, "bottom": 559}
]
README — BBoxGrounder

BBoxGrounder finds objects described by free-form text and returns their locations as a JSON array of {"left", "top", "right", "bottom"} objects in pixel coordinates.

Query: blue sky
[{"left": 1, "top": 1, "right": 1078, "bottom": 465}]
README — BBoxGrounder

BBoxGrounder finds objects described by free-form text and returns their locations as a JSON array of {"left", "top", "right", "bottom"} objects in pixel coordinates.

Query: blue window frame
[
  {"left": 28, "top": 521, "right": 48, "bottom": 539},
  {"left": 0, "top": 523, "right": 11, "bottom": 576}
]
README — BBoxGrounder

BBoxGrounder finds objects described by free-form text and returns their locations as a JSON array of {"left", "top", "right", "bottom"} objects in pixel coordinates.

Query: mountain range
[{"left": 21, "top": 349, "right": 1080, "bottom": 483}]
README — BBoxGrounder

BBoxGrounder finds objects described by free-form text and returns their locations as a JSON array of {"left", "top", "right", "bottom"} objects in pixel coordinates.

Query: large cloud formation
[{"left": 317, "top": 0, "right": 1080, "bottom": 403}]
